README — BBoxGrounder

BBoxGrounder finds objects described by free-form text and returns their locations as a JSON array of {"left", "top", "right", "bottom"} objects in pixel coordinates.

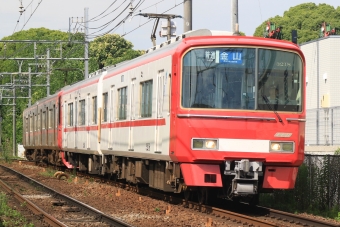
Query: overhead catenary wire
[
  {"left": 85, "top": 0, "right": 146, "bottom": 39},
  {"left": 88, "top": 0, "right": 119, "bottom": 22}
]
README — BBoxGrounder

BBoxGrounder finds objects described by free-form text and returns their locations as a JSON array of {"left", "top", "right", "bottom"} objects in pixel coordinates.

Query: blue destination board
[{"left": 216, "top": 50, "right": 243, "bottom": 64}]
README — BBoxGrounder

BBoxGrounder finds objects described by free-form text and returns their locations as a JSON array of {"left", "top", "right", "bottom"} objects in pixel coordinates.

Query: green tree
[
  {"left": 253, "top": 3, "right": 340, "bottom": 44},
  {"left": 89, "top": 34, "right": 144, "bottom": 70}
]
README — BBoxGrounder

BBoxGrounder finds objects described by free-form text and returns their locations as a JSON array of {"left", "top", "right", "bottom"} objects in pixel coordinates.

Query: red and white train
[{"left": 23, "top": 29, "right": 306, "bottom": 204}]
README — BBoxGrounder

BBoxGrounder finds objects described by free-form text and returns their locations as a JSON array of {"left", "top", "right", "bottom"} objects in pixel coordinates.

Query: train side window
[
  {"left": 118, "top": 87, "right": 127, "bottom": 120},
  {"left": 79, "top": 99, "right": 86, "bottom": 125},
  {"left": 68, "top": 103, "right": 73, "bottom": 126},
  {"left": 140, "top": 80, "right": 153, "bottom": 118},
  {"left": 92, "top": 96, "right": 97, "bottom": 124},
  {"left": 102, "top": 93, "right": 108, "bottom": 122}
]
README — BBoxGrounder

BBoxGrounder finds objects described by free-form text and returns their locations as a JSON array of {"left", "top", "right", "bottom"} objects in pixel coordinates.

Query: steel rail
[
  {"left": 0, "top": 178, "right": 67, "bottom": 227},
  {"left": 0, "top": 165, "right": 134, "bottom": 227}
]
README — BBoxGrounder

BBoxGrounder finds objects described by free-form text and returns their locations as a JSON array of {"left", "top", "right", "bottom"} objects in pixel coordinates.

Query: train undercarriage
[{"left": 25, "top": 149, "right": 264, "bottom": 205}]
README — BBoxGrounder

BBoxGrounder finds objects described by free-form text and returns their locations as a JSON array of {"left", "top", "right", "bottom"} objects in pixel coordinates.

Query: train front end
[{"left": 170, "top": 35, "right": 305, "bottom": 201}]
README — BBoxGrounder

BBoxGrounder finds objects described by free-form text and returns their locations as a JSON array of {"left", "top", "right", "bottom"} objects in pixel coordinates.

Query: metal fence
[
  {"left": 302, "top": 154, "right": 340, "bottom": 210},
  {"left": 305, "top": 107, "right": 340, "bottom": 146}
]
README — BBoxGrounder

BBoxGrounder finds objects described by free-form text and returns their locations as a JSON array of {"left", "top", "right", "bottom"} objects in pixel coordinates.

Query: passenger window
[
  {"left": 79, "top": 99, "right": 86, "bottom": 125},
  {"left": 118, "top": 87, "right": 127, "bottom": 120},
  {"left": 140, "top": 80, "right": 153, "bottom": 118}
]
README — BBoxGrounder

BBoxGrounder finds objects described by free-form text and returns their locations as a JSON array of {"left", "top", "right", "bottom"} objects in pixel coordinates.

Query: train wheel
[{"left": 197, "top": 187, "right": 208, "bottom": 205}]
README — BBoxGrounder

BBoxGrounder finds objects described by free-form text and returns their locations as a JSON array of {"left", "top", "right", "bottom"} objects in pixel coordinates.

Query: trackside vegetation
[{"left": 0, "top": 192, "right": 34, "bottom": 227}]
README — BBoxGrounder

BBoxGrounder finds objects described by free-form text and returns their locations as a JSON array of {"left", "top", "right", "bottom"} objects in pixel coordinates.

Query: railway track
[
  {"left": 0, "top": 164, "right": 133, "bottom": 227},
  {"left": 7, "top": 160, "right": 340, "bottom": 227}
]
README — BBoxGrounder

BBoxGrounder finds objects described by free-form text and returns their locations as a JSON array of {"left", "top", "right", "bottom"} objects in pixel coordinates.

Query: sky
[{"left": 0, "top": 0, "right": 340, "bottom": 51}]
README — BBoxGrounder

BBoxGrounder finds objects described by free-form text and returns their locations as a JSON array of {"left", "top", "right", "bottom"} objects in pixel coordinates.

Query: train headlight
[
  {"left": 192, "top": 139, "right": 218, "bottom": 150},
  {"left": 270, "top": 141, "right": 294, "bottom": 152},
  {"left": 270, "top": 143, "right": 281, "bottom": 151},
  {"left": 205, "top": 140, "right": 217, "bottom": 149}
]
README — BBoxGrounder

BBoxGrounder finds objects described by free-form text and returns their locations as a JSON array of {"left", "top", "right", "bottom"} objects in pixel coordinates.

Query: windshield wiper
[{"left": 262, "top": 95, "right": 283, "bottom": 123}]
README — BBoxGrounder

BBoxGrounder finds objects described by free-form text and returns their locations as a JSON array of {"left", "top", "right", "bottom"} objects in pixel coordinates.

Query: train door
[
  {"left": 128, "top": 78, "right": 136, "bottom": 151},
  {"left": 155, "top": 70, "right": 165, "bottom": 153}
]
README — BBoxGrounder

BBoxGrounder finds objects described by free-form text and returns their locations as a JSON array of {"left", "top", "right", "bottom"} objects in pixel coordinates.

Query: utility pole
[
  {"left": 231, "top": 0, "right": 240, "bottom": 35},
  {"left": 28, "top": 67, "right": 31, "bottom": 106},
  {"left": 84, "top": 7, "right": 89, "bottom": 79},
  {"left": 47, "top": 49, "right": 50, "bottom": 96},
  {"left": 183, "top": 0, "right": 192, "bottom": 33}
]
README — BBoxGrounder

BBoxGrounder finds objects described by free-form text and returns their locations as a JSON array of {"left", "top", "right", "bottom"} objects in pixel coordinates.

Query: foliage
[
  {"left": 0, "top": 192, "right": 34, "bottom": 226},
  {"left": 260, "top": 155, "right": 340, "bottom": 221},
  {"left": 89, "top": 34, "right": 144, "bottom": 70},
  {"left": 253, "top": 3, "right": 340, "bottom": 44},
  {"left": 0, "top": 28, "right": 143, "bottom": 154}
]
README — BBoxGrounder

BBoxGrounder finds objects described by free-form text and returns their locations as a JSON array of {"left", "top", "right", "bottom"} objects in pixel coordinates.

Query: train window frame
[
  {"left": 79, "top": 99, "right": 86, "bottom": 125},
  {"left": 92, "top": 96, "right": 97, "bottom": 124},
  {"left": 118, "top": 86, "right": 127, "bottom": 120},
  {"left": 68, "top": 103, "right": 73, "bottom": 126},
  {"left": 140, "top": 80, "right": 153, "bottom": 118},
  {"left": 102, "top": 92, "right": 108, "bottom": 122}
]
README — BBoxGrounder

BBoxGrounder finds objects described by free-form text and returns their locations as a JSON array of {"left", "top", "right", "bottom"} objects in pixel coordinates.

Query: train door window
[
  {"left": 102, "top": 93, "right": 108, "bottom": 122},
  {"left": 87, "top": 94, "right": 90, "bottom": 125},
  {"left": 48, "top": 109, "right": 52, "bottom": 128},
  {"left": 168, "top": 74, "right": 171, "bottom": 113},
  {"left": 118, "top": 86, "right": 127, "bottom": 120},
  {"left": 30, "top": 115, "right": 33, "bottom": 132},
  {"left": 25, "top": 117, "right": 28, "bottom": 133},
  {"left": 68, "top": 103, "right": 73, "bottom": 126},
  {"left": 92, "top": 96, "right": 97, "bottom": 124},
  {"left": 140, "top": 80, "right": 153, "bottom": 118},
  {"left": 38, "top": 113, "right": 40, "bottom": 131},
  {"left": 42, "top": 111, "right": 45, "bottom": 129},
  {"left": 79, "top": 99, "right": 86, "bottom": 125},
  {"left": 110, "top": 86, "right": 115, "bottom": 122}
]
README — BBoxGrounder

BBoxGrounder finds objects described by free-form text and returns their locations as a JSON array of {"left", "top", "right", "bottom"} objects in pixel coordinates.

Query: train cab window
[
  {"left": 257, "top": 49, "right": 303, "bottom": 112},
  {"left": 182, "top": 47, "right": 256, "bottom": 110},
  {"left": 79, "top": 99, "right": 86, "bottom": 125},
  {"left": 68, "top": 103, "right": 73, "bottom": 126},
  {"left": 102, "top": 93, "right": 108, "bottom": 122},
  {"left": 92, "top": 96, "right": 97, "bottom": 124},
  {"left": 118, "top": 87, "right": 127, "bottom": 120},
  {"left": 140, "top": 80, "right": 153, "bottom": 118}
]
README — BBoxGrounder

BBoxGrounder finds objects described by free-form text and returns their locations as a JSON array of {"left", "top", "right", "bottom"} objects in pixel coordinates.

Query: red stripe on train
[{"left": 63, "top": 118, "right": 166, "bottom": 132}]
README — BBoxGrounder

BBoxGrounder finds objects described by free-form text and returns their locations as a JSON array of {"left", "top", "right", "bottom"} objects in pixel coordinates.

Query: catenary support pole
[
  {"left": 183, "top": 0, "right": 192, "bottom": 33},
  {"left": 231, "top": 0, "right": 239, "bottom": 34},
  {"left": 84, "top": 7, "right": 89, "bottom": 79}
]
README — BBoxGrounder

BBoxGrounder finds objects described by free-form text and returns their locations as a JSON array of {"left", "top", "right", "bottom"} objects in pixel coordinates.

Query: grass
[{"left": 0, "top": 192, "right": 34, "bottom": 227}]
